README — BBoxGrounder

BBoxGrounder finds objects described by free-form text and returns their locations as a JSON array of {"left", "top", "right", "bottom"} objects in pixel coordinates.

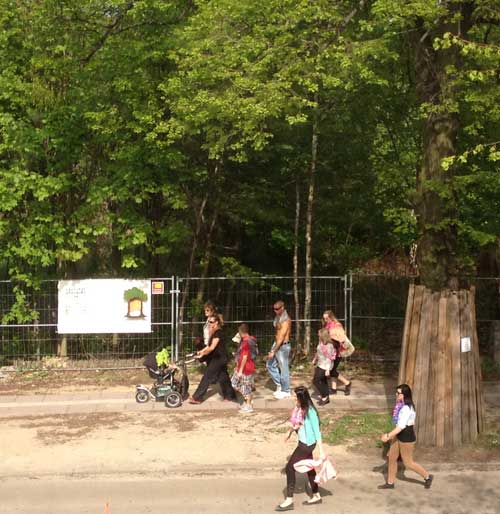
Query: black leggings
[
  {"left": 313, "top": 367, "right": 330, "bottom": 398},
  {"left": 331, "top": 357, "right": 342, "bottom": 378},
  {"left": 192, "top": 358, "right": 236, "bottom": 401},
  {"left": 285, "top": 442, "right": 318, "bottom": 497}
]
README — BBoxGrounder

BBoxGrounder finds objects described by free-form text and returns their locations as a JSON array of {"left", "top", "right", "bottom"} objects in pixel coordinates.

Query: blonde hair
[
  {"left": 318, "top": 328, "right": 331, "bottom": 343},
  {"left": 322, "top": 310, "right": 338, "bottom": 326}
]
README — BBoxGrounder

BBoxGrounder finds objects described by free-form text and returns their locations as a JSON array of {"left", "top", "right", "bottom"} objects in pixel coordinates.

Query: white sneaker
[
  {"left": 274, "top": 391, "right": 291, "bottom": 399},
  {"left": 239, "top": 404, "right": 254, "bottom": 413}
]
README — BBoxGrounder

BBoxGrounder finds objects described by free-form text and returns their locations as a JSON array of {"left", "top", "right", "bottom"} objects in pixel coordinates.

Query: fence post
[
  {"left": 171, "top": 276, "right": 180, "bottom": 361},
  {"left": 343, "top": 274, "right": 348, "bottom": 334},
  {"left": 347, "top": 273, "right": 353, "bottom": 340}
]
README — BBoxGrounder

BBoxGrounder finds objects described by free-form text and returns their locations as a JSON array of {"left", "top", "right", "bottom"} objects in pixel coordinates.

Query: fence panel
[
  {"left": 175, "top": 276, "right": 348, "bottom": 356},
  {"left": 0, "top": 278, "right": 175, "bottom": 369},
  {"left": 1, "top": 274, "right": 497, "bottom": 370},
  {"left": 351, "top": 274, "right": 500, "bottom": 361}
]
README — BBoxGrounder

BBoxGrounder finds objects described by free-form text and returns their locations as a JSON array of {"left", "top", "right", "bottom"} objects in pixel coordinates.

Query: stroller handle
[{"left": 173, "top": 352, "right": 198, "bottom": 366}]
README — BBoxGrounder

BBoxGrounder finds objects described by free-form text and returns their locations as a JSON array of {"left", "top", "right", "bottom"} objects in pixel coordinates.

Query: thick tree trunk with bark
[{"left": 400, "top": 5, "right": 484, "bottom": 446}]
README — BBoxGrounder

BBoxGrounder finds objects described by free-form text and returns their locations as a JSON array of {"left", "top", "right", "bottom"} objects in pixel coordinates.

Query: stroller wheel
[
  {"left": 165, "top": 391, "right": 182, "bottom": 408},
  {"left": 135, "top": 390, "right": 150, "bottom": 403}
]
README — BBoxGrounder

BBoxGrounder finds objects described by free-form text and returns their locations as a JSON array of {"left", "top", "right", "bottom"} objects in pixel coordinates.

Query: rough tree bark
[{"left": 401, "top": 4, "right": 484, "bottom": 446}]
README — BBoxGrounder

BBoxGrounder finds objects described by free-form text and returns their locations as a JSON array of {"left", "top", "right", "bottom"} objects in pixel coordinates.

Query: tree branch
[
  {"left": 340, "top": 0, "right": 369, "bottom": 30},
  {"left": 81, "top": 1, "right": 136, "bottom": 66}
]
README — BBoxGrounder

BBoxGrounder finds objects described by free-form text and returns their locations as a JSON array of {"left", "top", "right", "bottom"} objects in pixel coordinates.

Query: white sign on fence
[{"left": 58, "top": 279, "right": 152, "bottom": 334}]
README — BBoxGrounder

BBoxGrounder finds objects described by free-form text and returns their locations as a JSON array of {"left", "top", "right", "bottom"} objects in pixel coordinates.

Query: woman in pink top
[{"left": 322, "top": 310, "right": 352, "bottom": 395}]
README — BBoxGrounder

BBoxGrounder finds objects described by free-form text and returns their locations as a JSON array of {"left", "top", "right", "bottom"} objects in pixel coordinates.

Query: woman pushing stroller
[{"left": 188, "top": 313, "right": 236, "bottom": 404}]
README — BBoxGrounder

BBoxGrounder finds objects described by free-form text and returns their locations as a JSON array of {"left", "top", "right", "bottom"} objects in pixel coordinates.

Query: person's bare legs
[{"left": 337, "top": 374, "right": 349, "bottom": 386}]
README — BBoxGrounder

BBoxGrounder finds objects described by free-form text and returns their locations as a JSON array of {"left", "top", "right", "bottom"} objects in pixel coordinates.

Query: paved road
[{"left": 2, "top": 471, "right": 500, "bottom": 514}]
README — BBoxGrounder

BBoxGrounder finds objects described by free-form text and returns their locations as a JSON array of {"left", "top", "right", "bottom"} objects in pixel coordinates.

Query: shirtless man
[{"left": 267, "top": 300, "right": 292, "bottom": 399}]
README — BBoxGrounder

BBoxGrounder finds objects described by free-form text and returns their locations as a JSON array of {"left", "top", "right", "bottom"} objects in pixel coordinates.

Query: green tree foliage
[
  {"left": 0, "top": 0, "right": 498, "bottom": 297},
  {"left": 0, "top": 0, "right": 193, "bottom": 285},
  {"left": 369, "top": 0, "right": 500, "bottom": 286}
]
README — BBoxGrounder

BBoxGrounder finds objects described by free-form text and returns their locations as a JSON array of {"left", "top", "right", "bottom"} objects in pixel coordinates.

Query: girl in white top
[
  {"left": 312, "top": 328, "right": 336, "bottom": 405},
  {"left": 378, "top": 383, "right": 433, "bottom": 489}
]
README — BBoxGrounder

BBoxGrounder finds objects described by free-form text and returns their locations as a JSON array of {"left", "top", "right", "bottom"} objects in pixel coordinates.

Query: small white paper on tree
[{"left": 461, "top": 337, "right": 471, "bottom": 353}]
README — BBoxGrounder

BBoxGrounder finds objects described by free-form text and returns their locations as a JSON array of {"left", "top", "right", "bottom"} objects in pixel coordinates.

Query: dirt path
[
  {"left": 3, "top": 409, "right": 498, "bottom": 480},
  {"left": 2, "top": 409, "right": 350, "bottom": 478}
]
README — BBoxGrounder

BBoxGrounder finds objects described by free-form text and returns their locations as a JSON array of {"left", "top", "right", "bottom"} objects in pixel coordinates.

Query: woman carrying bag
[
  {"left": 321, "top": 310, "right": 352, "bottom": 395},
  {"left": 275, "top": 386, "right": 325, "bottom": 511}
]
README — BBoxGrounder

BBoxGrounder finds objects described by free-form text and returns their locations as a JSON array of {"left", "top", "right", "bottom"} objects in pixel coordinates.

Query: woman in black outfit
[{"left": 188, "top": 314, "right": 236, "bottom": 404}]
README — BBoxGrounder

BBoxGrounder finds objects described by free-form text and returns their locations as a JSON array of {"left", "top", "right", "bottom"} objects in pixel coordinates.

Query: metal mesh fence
[
  {"left": 0, "top": 278, "right": 175, "bottom": 369},
  {"left": 0, "top": 274, "right": 498, "bottom": 370},
  {"left": 351, "top": 274, "right": 500, "bottom": 361},
  {"left": 176, "top": 276, "right": 348, "bottom": 356}
]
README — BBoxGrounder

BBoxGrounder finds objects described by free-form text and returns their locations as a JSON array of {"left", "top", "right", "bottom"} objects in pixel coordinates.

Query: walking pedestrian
[
  {"left": 267, "top": 300, "right": 292, "bottom": 399},
  {"left": 193, "top": 301, "right": 219, "bottom": 364},
  {"left": 322, "top": 310, "right": 352, "bottom": 395},
  {"left": 276, "top": 386, "right": 325, "bottom": 511},
  {"left": 203, "top": 301, "right": 218, "bottom": 346},
  {"left": 188, "top": 314, "right": 236, "bottom": 404},
  {"left": 312, "top": 328, "right": 336, "bottom": 406},
  {"left": 231, "top": 323, "right": 256, "bottom": 413},
  {"left": 378, "top": 383, "right": 434, "bottom": 489}
]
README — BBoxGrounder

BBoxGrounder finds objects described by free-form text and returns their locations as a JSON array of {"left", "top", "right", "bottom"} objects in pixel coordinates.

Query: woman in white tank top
[{"left": 378, "top": 384, "right": 434, "bottom": 490}]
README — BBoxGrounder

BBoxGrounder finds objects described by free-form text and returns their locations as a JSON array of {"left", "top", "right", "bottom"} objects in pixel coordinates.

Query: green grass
[
  {"left": 477, "top": 427, "right": 500, "bottom": 449},
  {"left": 325, "top": 412, "right": 393, "bottom": 446}
]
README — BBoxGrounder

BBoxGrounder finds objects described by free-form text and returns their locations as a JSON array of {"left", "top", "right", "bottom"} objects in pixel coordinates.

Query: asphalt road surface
[{"left": 2, "top": 470, "right": 500, "bottom": 514}]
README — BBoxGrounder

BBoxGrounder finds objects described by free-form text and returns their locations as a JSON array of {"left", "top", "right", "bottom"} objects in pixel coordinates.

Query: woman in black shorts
[{"left": 378, "top": 384, "right": 433, "bottom": 489}]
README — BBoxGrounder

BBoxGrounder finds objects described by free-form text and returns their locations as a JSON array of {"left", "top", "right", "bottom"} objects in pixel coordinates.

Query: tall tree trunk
[
  {"left": 401, "top": 6, "right": 484, "bottom": 446},
  {"left": 195, "top": 209, "right": 218, "bottom": 310},
  {"left": 177, "top": 193, "right": 209, "bottom": 354},
  {"left": 178, "top": 160, "right": 221, "bottom": 353},
  {"left": 293, "top": 177, "right": 302, "bottom": 353},
  {"left": 304, "top": 108, "right": 319, "bottom": 355}
]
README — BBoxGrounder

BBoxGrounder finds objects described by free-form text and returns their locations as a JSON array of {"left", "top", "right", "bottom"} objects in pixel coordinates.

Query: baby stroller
[{"left": 135, "top": 351, "right": 194, "bottom": 408}]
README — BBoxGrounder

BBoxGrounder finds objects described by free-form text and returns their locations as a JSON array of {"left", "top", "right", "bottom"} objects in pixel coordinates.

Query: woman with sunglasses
[
  {"left": 188, "top": 314, "right": 236, "bottom": 404},
  {"left": 275, "top": 386, "right": 325, "bottom": 511},
  {"left": 193, "top": 301, "right": 219, "bottom": 363},
  {"left": 378, "top": 384, "right": 433, "bottom": 489}
]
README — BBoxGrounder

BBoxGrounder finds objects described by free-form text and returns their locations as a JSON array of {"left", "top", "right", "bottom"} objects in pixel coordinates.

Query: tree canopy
[{"left": 1, "top": 0, "right": 498, "bottom": 289}]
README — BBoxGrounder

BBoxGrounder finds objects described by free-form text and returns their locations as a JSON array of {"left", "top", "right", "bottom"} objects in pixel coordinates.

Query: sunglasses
[
  {"left": 208, "top": 320, "right": 217, "bottom": 324},
  {"left": 273, "top": 306, "right": 282, "bottom": 311}
]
